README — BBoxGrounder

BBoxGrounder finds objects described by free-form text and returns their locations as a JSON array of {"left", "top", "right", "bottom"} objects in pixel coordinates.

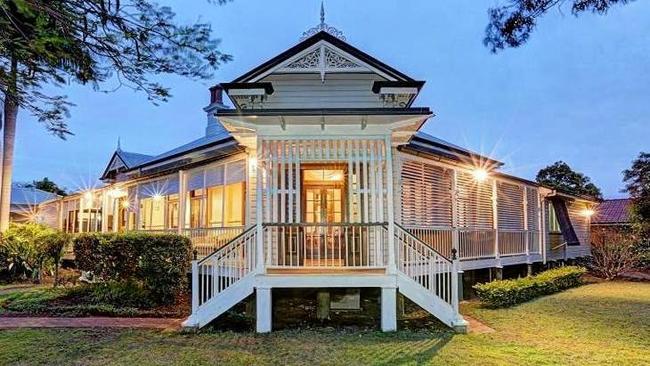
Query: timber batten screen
[
  {"left": 259, "top": 137, "right": 389, "bottom": 268},
  {"left": 398, "top": 156, "right": 543, "bottom": 261}
]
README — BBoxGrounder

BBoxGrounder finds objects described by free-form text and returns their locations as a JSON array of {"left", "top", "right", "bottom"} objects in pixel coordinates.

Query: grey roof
[
  {"left": 11, "top": 184, "right": 59, "bottom": 206},
  {"left": 117, "top": 150, "right": 154, "bottom": 167},
  {"left": 405, "top": 131, "right": 503, "bottom": 167},
  {"left": 140, "top": 131, "right": 232, "bottom": 167}
]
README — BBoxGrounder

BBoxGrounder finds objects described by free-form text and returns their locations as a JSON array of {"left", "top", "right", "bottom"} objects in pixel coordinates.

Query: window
[
  {"left": 167, "top": 194, "right": 179, "bottom": 229},
  {"left": 187, "top": 189, "right": 204, "bottom": 228},
  {"left": 140, "top": 197, "right": 165, "bottom": 230},
  {"left": 548, "top": 205, "right": 561, "bottom": 233},
  {"left": 207, "top": 186, "right": 224, "bottom": 226},
  {"left": 224, "top": 182, "right": 245, "bottom": 226}
]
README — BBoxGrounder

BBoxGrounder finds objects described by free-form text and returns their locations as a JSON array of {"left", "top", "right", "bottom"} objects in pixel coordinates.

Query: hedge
[
  {"left": 473, "top": 266, "right": 586, "bottom": 308},
  {"left": 73, "top": 232, "right": 192, "bottom": 304}
]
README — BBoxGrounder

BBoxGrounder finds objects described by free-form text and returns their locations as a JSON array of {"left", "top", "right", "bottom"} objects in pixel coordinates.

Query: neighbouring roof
[
  {"left": 593, "top": 198, "right": 633, "bottom": 225},
  {"left": 10, "top": 184, "right": 59, "bottom": 207}
]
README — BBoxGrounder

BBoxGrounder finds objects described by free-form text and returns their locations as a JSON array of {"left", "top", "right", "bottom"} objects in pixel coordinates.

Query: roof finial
[
  {"left": 300, "top": 1, "right": 345, "bottom": 41},
  {"left": 320, "top": 1, "right": 325, "bottom": 27},
  {"left": 116, "top": 136, "right": 122, "bottom": 152}
]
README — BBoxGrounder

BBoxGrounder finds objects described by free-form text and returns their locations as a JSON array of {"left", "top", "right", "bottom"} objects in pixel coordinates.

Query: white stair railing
[
  {"left": 190, "top": 226, "right": 257, "bottom": 314},
  {"left": 394, "top": 223, "right": 458, "bottom": 308}
]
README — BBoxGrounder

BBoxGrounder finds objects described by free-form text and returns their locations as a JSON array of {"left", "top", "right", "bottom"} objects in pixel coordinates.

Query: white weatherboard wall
[{"left": 259, "top": 73, "right": 387, "bottom": 109}]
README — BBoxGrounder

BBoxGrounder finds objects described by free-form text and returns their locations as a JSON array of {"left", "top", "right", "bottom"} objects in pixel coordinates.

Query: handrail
[
  {"left": 394, "top": 222, "right": 452, "bottom": 262},
  {"left": 263, "top": 222, "right": 387, "bottom": 227},
  {"left": 197, "top": 225, "right": 256, "bottom": 265}
]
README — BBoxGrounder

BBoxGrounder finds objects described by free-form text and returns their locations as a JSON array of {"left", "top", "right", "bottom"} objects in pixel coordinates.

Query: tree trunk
[{"left": 0, "top": 57, "right": 18, "bottom": 232}]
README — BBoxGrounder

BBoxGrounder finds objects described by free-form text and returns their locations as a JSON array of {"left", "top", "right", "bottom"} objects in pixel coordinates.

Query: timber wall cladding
[{"left": 259, "top": 138, "right": 388, "bottom": 224}]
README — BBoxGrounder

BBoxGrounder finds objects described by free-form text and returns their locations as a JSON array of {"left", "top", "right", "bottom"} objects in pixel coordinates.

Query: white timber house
[{"left": 37, "top": 17, "right": 596, "bottom": 333}]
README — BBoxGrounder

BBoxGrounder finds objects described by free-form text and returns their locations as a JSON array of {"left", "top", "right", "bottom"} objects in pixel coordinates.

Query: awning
[{"left": 549, "top": 196, "right": 580, "bottom": 246}]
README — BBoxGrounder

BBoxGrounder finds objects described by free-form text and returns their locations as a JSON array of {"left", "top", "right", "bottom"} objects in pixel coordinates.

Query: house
[
  {"left": 591, "top": 198, "right": 634, "bottom": 240},
  {"left": 37, "top": 14, "right": 596, "bottom": 333},
  {"left": 10, "top": 183, "right": 60, "bottom": 224}
]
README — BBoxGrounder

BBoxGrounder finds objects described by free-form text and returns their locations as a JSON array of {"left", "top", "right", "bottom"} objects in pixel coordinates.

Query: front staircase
[{"left": 183, "top": 223, "right": 467, "bottom": 332}]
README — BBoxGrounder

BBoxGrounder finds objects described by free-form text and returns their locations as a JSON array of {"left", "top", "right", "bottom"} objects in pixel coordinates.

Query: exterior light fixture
[
  {"left": 83, "top": 191, "right": 94, "bottom": 201},
  {"left": 109, "top": 188, "right": 126, "bottom": 198},
  {"left": 581, "top": 208, "right": 595, "bottom": 217},
  {"left": 248, "top": 157, "right": 258, "bottom": 169},
  {"left": 152, "top": 194, "right": 163, "bottom": 201},
  {"left": 472, "top": 168, "right": 489, "bottom": 182},
  {"left": 121, "top": 201, "right": 130, "bottom": 209}
]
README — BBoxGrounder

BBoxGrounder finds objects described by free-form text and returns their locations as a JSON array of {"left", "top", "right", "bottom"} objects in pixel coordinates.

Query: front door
[{"left": 303, "top": 169, "right": 345, "bottom": 266}]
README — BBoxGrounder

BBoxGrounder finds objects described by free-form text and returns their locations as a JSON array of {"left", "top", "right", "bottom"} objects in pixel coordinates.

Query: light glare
[{"left": 472, "top": 168, "right": 489, "bottom": 182}]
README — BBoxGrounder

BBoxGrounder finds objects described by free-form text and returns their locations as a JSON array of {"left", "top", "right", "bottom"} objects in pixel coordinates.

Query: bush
[
  {"left": 89, "top": 281, "right": 153, "bottom": 308},
  {"left": 590, "top": 230, "right": 640, "bottom": 279},
  {"left": 473, "top": 266, "right": 586, "bottom": 308},
  {"left": 0, "top": 223, "right": 58, "bottom": 281},
  {"left": 73, "top": 232, "right": 192, "bottom": 304}
]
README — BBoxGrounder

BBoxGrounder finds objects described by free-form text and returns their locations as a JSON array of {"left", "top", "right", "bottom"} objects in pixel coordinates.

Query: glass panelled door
[{"left": 303, "top": 169, "right": 345, "bottom": 266}]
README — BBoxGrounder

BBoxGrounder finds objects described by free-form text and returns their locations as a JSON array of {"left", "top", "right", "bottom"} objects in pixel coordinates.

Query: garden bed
[{"left": 0, "top": 285, "right": 190, "bottom": 318}]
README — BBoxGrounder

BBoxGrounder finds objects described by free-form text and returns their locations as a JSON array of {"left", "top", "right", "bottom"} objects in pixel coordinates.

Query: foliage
[
  {"left": 73, "top": 232, "right": 192, "bottom": 304},
  {"left": 623, "top": 152, "right": 650, "bottom": 243},
  {"left": 88, "top": 281, "right": 153, "bottom": 308},
  {"left": 590, "top": 228, "right": 641, "bottom": 279},
  {"left": 0, "top": 0, "right": 231, "bottom": 137},
  {"left": 25, "top": 177, "right": 67, "bottom": 196},
  {"left": 0, "top": 223, "right": 56, "bottom": 280},
  {"left": 473, "top": 266, "right": 586, "bottom": 307},
  {"left": 536, "top": 161, "right": 602, "bottom": 200},
  {"left": 39, "top": 231, "right": 71, "bottom": 286},
  {"left": 484, "top": 0, "right": 634, "bottom": 53}
]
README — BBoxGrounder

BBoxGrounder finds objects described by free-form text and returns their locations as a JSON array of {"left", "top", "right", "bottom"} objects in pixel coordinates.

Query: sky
[{"left": 14, "top": 0, "right": 650, "bottom": 198}]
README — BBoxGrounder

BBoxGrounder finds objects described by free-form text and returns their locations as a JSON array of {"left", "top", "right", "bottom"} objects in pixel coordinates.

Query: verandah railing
[
  {"left": 192, "top": 226, "right": 257, "bottom": 310},
  {"left": 404, "top": 226, "right": 542, "bottom": 261},
  {"left": 263, "top": 223, "right": 388, "bottom": 268}
]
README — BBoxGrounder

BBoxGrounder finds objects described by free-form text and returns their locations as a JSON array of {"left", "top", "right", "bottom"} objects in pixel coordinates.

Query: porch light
[
  {"left": 581, "top": 208, "right": 595, "bottom": 217},
  {"left": 472, "top": 168, "right": 489, "bottom": 182},
  {"left": 108, "top": 188, "right": 126, "bottom": 198},
  {"left": 248, "top": 157, "right": 257, "bottom": 169},
  {"left": 152, "top": 193, "right": 163, "bottom": 201},
  {"left": 83, "top": 191, "right": 94, "bottom": 201},
  {"left": 121, "top": 201, "right": 130, "bottom": 209}
]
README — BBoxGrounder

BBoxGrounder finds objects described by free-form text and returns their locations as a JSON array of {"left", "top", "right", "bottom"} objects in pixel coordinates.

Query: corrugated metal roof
[
  {"left": 593, "top": 198, "right": 632, "bottom": 225},
  {"left": 11, "top": 184, "right": 59, "bottom": 206},
  {"left": 117, "top": 151, "right": 154, "bottom": 167},
  {"left": 404, "top": 131, "right": 503, "bottom": 167}
]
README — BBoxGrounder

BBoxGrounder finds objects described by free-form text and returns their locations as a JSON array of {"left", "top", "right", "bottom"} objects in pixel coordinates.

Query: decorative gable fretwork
[{"left": 278, "top": 44, "right": 370, "bottom": 82}]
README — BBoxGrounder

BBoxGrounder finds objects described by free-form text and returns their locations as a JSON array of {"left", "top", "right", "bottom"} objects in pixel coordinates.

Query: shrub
[
  {"left": 73, "top": 232, "right": 192, "bottom": 304},
  {"left": 40, "top": 231, "right": 71, "bottom": 287},
  {"left": 89, "top": 281, "right": 153, "bottom": 308},
  {"left": 590, "top": 230, "right": 640, "bottom": 280},
  {"left": 0, "top": 223, "right": 57, "bottom": 281},
  {"left": 473, "top": 266, "right": 586, "bottom": 308}
]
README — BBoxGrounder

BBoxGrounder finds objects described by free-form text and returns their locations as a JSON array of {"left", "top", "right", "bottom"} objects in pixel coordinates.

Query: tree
[
  {"left": 536, "top": 161, "right": 602, "bottom": 200},
  {"left": 26, "top": 177, "right": 67, "bottom": 196},
  {"left": 623, "top": 152, "right": 650, "bottom": 241},
  {"left": 484, "top": 0, "right": 634, "bottom": 53},
  {"left": 0, "top": 0, "right": 232, "bottom": 231}
]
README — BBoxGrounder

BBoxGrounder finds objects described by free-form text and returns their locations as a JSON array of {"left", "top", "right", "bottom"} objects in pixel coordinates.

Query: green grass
[{"left": 1, "top": 281, "right": 649, "bottom": 365}]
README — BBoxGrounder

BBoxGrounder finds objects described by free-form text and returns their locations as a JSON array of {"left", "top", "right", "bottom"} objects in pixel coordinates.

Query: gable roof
[
  {"left": 232, "top": 31, "right": 416, "bottom": 83},
  {"left": 593, "top": 198, "right": 632, "bottom": 225},
  {"left": 118, "top": 151, "right": 154, "bottom": 167}
]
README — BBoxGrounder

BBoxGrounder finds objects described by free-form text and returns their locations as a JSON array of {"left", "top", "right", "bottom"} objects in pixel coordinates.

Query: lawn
[{"left": 1, "top": 281, "right": 648, "bottom": 365}]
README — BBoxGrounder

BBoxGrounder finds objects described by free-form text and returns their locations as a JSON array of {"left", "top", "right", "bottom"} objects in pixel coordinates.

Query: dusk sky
[{"left": 15, "top": 0, "right": 649, "bottom": 198}]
